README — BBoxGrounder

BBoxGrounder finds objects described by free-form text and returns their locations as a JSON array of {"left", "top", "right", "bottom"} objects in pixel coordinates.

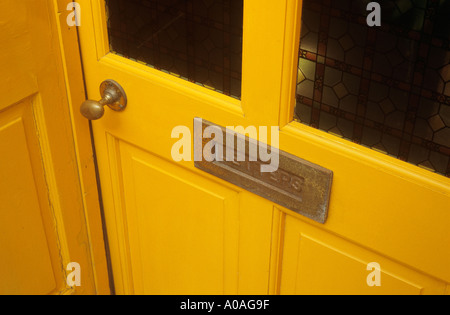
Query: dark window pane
[
  {"left": 295, "top": 0, "right": 450, "bottom": 177},
  {"left": 106, "top": 0, "right": 243, "bottom": 99}
]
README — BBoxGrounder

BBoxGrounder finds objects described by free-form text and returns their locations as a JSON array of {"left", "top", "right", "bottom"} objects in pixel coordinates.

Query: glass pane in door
[
  {"left": 106, "top": 0, "right": 244, "bottom": 99},
  {"left": 295, "top": 0, "right": 450, "bottom": 177}
]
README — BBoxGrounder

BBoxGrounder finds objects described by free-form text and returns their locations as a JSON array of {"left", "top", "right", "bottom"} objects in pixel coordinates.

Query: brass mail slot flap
[{"left": 194, "top": 119, "right": 333, "bottom": 224}]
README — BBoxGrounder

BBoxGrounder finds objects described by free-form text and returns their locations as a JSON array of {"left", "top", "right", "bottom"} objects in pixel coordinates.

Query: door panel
[
  {"left": 78, "top": 0, "right": 450, "bottom": 295},
  {"left": 0, "top": 0, "right": 107, "bottom": 294},
  {"left": 280, "top": 214, "right": 447, "bottom": 295},
  {"left": 0, "top": 99, "right": 56, "bottom": 295},
  {"left": 120, "top": 141, "right": 240, "bottom": 294}
]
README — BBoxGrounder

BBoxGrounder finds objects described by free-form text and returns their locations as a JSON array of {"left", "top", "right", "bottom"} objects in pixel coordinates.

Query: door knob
[{"left": 81, "top": 80, "right": 127, "bottom": 120}]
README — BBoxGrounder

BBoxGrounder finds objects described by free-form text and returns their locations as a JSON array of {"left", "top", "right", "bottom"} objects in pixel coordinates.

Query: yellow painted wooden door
[
  {"left": 0, "top": 0, "right": 109, "bottom": 294},
  {"left": 77, "top": 0, "right": 450, "bottom": 294}
]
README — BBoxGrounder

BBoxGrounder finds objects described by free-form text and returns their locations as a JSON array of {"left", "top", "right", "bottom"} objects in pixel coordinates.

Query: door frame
[{"left": 52, "top": 0, "right": 111, "bottom": 294}]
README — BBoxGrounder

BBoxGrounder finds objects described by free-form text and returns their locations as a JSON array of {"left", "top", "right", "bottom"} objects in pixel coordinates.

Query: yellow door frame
[{"left": 51, "top": 0, "right": 111, "bottom": 294}]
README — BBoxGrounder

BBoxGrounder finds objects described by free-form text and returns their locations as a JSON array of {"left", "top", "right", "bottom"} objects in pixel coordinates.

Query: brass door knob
[{"left": 81, "top": 80, "right": 127, "bottom": 120}]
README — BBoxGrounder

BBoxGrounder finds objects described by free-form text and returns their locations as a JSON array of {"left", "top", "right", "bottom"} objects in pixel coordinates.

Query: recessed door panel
[
  {"left": 280, "top": 215, "right": 447, "bottom": 295},
  {"left": 0, "top": 100, "right": 55, "bottom": 295},
  {"left": 106, "top": 139, "right": 240, "bottom": 294}
]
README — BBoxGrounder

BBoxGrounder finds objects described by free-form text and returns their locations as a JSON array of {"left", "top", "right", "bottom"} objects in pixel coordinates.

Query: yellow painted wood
[
  {"left": 268, "top": 209, "right": 286, "bottom": 295},
  {"left": 120, "top": 142, "right": 240, "bottom": 294},
  {"left": 280, "top": 215, "right": 447, "bottom": 295},
  {"left": 0, "top": 0, "right": 108, "bottom": 294},
  {"left": 78, "top": 0, "right": 287, "bottom": 294},
  {"left": 76, "top": 0, "right": 450, "bottom": 294},
  {"left": 237, "top": 195, "right": 273, "bottom": 294},
  {"left": 0, "top": 102, "right": 55, "bottom": 295},
  {"left": 53, "top": 0, "right": 112, "bottom": 294}
]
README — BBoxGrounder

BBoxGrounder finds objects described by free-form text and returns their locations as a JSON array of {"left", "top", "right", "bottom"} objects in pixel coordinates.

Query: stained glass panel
[
  {"left": 106, "top": 0, "right": 244, "bottom": 99},
  {"left": 295, "top": 0, "right": 450, "bottom": 177}
]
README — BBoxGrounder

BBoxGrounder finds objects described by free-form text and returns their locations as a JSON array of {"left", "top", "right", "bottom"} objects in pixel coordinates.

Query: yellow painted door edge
[{"left": 53, "top": 0, "right": 111, "bottom": 295}]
